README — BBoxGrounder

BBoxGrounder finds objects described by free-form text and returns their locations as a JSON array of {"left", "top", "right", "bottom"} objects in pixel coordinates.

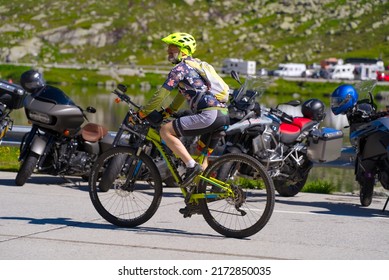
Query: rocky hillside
[{"left": 1, "top": 0, "right": 389, "bottom": 68}]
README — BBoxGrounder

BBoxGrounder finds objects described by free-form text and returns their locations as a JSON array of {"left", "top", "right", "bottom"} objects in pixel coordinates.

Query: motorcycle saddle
[
  {"left": 81, "top": 123, "right": 108, "bottom": 142},
  {"left": 292, "top": 117, "right": 317, "bottom": 132},
  {"left": 279, "top": 117, "right": 317, "bottom": 144}
]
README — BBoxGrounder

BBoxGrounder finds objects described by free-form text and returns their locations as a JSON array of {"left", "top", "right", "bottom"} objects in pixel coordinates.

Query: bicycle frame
[{"left": 144, "top": 126, "right": 235, "bottom": 204}]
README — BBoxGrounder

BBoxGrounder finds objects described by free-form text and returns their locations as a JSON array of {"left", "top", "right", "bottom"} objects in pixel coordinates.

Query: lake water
[
  {"left": 11, "top": 84, "right": 351, "bottom": 131},
  {"left": 8, "top": 84, "right": 387, "bottom": 194}
]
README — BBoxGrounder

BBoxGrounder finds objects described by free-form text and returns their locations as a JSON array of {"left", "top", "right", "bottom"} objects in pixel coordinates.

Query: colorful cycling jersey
[{"left": 162, "top": 57, "right": 225, "bottom": 112}]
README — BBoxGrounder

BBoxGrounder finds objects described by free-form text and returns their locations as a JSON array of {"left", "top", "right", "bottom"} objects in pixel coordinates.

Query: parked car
[
  {"left": 302, "top": 69, "right": 315, "bottom": 78},
  {"left": 377, "top": 71, "right": 389, "bottom": 81},
  {"left": 311, "top": 69, "right": 331, "bottom": 79}
]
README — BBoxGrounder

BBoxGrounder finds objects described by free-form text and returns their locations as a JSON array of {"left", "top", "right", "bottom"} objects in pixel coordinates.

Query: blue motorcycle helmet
[{"left": 330, "top": 84, "right": 358, "bottom": 115}]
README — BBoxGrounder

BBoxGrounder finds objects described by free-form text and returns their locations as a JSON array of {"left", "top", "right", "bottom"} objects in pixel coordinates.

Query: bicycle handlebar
[{"left": 113, "top": 84, "right": 141, "bottom": 110}]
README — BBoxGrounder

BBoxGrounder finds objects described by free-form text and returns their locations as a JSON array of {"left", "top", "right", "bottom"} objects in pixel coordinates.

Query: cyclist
[{"left": 139, "top": 32, "right": 229, "bottom": 187}]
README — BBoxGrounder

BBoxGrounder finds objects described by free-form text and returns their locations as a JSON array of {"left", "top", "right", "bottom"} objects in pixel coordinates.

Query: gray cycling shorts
[{"left": 172, "top": 109, "right": 229, "bottom": 137}]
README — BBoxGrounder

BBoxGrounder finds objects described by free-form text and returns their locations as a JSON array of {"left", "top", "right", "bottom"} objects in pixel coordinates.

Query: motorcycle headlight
[{"left": 28, "top": 110, "right": 53, "bottom": 124}]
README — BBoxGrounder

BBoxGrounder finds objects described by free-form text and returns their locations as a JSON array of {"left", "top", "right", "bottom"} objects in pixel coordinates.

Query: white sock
[{"left": 185, "top": 159, "right": 196, "bottom": 168}]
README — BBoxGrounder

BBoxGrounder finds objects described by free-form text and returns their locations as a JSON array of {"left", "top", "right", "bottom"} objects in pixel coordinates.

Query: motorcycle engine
[
  {"left": 69, "top": 151, "right": 92, "bottom": 173},
  {"left": 252, "top": 133, "right": 272, "bottom": 156},
  {"left": 58, "top": 140, "right": 94, "bottom": 175},
  {"left": 252, "top": 132, "right": 283, "bottom": 164}
]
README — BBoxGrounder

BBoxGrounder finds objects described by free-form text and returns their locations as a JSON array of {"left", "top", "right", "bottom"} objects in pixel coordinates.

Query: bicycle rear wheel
[
  {"left": 198, "top": 153, "right": 275, "bottom": 238},
  {"left": 89, "top": 146, "right": 163, "bottom": 227}
]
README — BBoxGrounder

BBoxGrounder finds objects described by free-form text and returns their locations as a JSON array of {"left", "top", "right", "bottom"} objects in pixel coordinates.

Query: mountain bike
[{"left": 88, "top": 85, "right": 275, "bottom": 238}]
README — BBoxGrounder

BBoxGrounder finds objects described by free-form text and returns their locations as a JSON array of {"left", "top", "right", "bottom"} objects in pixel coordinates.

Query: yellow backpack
[{"left": 185, "top": 58, "right": 229, "bottom": 103}]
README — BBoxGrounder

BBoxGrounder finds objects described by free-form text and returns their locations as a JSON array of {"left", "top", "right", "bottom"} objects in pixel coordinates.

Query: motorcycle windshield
[
  {"left": 354, "top": 80, "right": 377, "bottom": 101},
  {"left": 234, "top": 75, "right": 267, "bottom": 103},
  {"left": 33, "top": 85, "right": 76, "bottom": 106}
]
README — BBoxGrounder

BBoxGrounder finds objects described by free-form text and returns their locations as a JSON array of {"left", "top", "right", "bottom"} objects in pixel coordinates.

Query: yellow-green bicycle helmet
[{"left": 161, "top": 32, "right": 196, "bottom": 56}]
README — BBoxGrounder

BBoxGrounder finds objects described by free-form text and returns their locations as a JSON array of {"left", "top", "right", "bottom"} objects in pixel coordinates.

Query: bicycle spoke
[
  {"left": 199, "top": 153, "right": 275, "bottom": 238},
  {"left": 89, "top": 147, "right": 162, "bottom": 227}
]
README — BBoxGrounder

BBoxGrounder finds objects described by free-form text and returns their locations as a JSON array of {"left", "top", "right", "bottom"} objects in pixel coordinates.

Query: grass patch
[
  {"left": 235, "top": 176, "right": 266, "bottom": 190},
  {"left": 301, "top": 179, "right": 335, "bottom": 194},
  {"left": 0, "top": 146, "right": 20, "bottom": 172}
]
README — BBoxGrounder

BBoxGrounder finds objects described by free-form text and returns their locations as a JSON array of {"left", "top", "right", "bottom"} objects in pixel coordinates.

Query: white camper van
[
  {"left": 221, "top": 58, "right": 256, "bottom": 75},
  {"left": 330, "top": 64, "right": 355, "bottom": 80},
  {"left": 357, "top": 64, "right": 382, "bottom": 80},
  {"left": 355, "top": 63, "right": 385, "bottom": 80},
  {"left": 273, "top": 63, "right": 307, "bottom": 77}
]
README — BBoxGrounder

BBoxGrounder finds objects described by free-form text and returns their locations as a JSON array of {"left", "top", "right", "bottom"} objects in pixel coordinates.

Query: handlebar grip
[
  {"left": 270, "top": 107, "right": 293, "bottom": 123},
  {"left": 117, "top": 84, "right": 127, "bottom": 93},
  {"left": 281, "top": 112, "right": 294, "bottom": 123},
  {"left": 113, "top": 88, "right": 131, "bottom": 103}
]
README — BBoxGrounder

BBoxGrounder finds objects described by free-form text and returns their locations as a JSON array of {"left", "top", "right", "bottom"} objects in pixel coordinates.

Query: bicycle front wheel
[
  {"left": 89, "top": 146, "right": 163, "bottom": 227},
  {"left": 198, "top": 153, "right": 275, "bottom": 238}
]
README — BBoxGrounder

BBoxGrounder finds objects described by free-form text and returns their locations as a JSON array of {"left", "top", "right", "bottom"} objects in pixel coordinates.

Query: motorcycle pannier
[
  {"left": 0, "top": 80, "right": 26, "bottom": 109},
  {"left": 307, "top": 127, "right": 343, "bottom": 163}
]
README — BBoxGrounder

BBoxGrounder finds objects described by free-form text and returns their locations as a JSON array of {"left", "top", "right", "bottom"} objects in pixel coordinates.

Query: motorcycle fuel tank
[{"left": 24, "top": 86, "right": 84, "bottom": 133}]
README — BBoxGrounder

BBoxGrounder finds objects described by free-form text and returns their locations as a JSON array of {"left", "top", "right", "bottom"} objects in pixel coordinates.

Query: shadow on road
[
  {"left": 275, "top": 197, "right": 389, "bottom": 218},
  {"left": 0, "top": 216, "right": 222, "bottom": 239},
  {"left": 0, "top": 176, "right": 88, "bottom": 192}
]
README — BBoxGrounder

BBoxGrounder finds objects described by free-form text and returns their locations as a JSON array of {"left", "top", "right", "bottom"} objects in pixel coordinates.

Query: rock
[
  {"left": 280, "top": 21, "right": 294, "bottom": 31},
  {"left": 372, "top": 21, "right": 383, "bottom": 29},
  {"left": 183, "top": 0, "right": 195, "bottom": 5},
  {"left": 3, "top": 37, "right": 43, "bottom": 62},
  {"left": 349, "top": 22, "right": 358, "bottom": 29},
  {"left": 0, "top": 24, "right": 19, "bottom": 33}
]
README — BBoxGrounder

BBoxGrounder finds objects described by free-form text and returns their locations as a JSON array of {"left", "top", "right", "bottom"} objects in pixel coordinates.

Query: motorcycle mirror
[
  {"left": 230, "top": 71, "right": 242, "bottom": 85},
  {"left": 86, "top": 106, "right": 96, "bottom": 113},
  {"left": 285, "top": 100, "right": 301, "bottom": 106},
  {"left": 368, "top": 92, "right": 378, "bottom": 111}
]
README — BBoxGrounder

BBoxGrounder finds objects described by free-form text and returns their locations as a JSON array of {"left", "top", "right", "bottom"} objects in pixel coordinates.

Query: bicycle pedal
[
  {"left": 179, "top": 205, "right": 201, "bottom": 218},
  {"left": 179, "top": 207, "right": 192, "bottom": 218}
]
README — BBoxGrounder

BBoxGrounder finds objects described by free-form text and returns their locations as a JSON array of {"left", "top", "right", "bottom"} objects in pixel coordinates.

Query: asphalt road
[{"left": 0, "top": 170, "right": 388, "bottom": 260}]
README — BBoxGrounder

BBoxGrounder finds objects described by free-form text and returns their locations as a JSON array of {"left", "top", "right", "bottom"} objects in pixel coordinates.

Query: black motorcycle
[
  {"left": 331, "top": 81, "right": 389, "bottom": 208},
  {"left": 15, "top": 73, "right": 114, "bottom": 186},
  {"left": 0, "top": 80, "right": 26, "bottom": 141}
]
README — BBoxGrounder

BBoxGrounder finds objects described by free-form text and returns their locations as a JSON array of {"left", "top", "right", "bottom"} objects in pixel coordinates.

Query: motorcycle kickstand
[
  {"left": 383, "top": 196, "right": 389, "bottom": 212},
  {"left": 60, "top": 175, "right": 81, "bottom": 187}
]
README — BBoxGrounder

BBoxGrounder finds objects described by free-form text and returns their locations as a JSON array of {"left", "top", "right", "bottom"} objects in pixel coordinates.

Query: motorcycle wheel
[
  {"left": 15, "top": 152, "right": 39, "bottom": 186},
  {"left": 274, "top": 173, "right": 309, "bottom": 197},
  {"left": 98, "top": 153, "right": 128, "bottom": 192},
  {"left": 356, "top": 157, "right": 375, "bottom": 207},
  {"left": 359, "top": 181, "right": 374, "bottom": 207}
]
